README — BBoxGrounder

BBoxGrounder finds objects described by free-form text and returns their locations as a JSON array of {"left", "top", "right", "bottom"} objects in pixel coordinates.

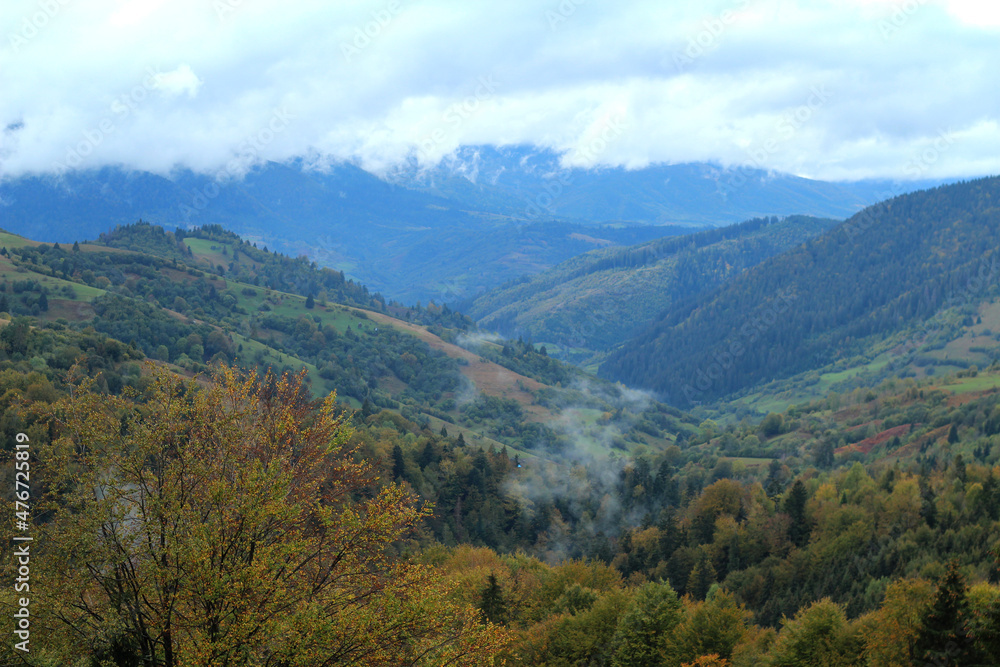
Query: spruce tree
[
  {"left": 391, "top": 444, "right": 405, "bottom": 481},
  {"left": 478, "top": 573, "right": 508, "bottom": 624},
  {"left": 785, "top": 480, "right": 810, "bottom": 546},
  {"left": 913, "top": 561, "right": 983, "bottom": 665},
  {"left": 687, "top": 552, "right": 717, "bottom": 601}
]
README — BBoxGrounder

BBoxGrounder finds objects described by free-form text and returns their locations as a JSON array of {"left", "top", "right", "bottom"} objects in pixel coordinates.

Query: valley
[
  {"left": 2, "top": 173, "right": 1000, "bottom": 665},
  {"left": 6, "top": 4, "right": 1000, "bottom": 664}
]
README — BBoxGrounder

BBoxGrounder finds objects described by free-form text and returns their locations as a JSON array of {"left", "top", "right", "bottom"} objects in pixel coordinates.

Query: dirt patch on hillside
[
  {"left": 837, "top": 423, "right": 911, "bottom": 455},
  {"left": 363, "top": 311, "right": 551, "bottom": 420}
]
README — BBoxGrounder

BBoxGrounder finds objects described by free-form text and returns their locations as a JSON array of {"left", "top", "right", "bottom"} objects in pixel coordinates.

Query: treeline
[
  {"left": 469, "top": 335, "right": 576, "bottom": 387},
  {"left": 564, "top": 215, "right": 828, "bottom": 279},
  {"left": 359, "top": 371, "right": 1000, "bottom": 634},
  {"left": 2, "top": 221, "right": 691, "bottom": 451},
  {"left": 99, "top": 221, "right": 386, "bottom": 311},
  {"left": 0, "top": 224, "right": 472, "bottom": 408},
  {"left": 433, "top": 544, "right": 1000, "bottom": 666}
]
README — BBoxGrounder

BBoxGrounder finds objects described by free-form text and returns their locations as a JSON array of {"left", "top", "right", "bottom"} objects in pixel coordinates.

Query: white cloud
[
  {"left": 1, "top": 0, "right": 999, "bottom": 181},
  {"left": 152, "top": 64, "right": 202, "bottom": 99}
]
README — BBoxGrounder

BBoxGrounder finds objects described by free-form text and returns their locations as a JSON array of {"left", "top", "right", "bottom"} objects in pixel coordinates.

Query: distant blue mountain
[
  {"left": 383, "top": 144, "right": 948, "bottom": 225},
  {"left": 0, "top": 149, "right": 951, "bottom": 301}
]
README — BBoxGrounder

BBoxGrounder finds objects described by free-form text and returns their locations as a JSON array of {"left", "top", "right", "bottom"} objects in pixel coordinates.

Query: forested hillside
[
  {"left": 468, "top": 215, "right": 836, "bottom": 365},
  {"left": 601, "top": 177, "right": 1000, "bottom": 406},
  {"left": 1, "top": 215, "right": 999, "bottom": 665},
  {"left": 0, "top": 221, "right": 695, "bottom": 457},
  {"left": 2, "top": 307, "right": 999, "bottom": 664}
]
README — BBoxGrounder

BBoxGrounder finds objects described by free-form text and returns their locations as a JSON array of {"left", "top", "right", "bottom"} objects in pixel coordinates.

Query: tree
[
  {"left": 611, "top": 581, "right": 683, "bottom": 667},
  {"left": 813, "top": 439, "right": 835, "bottom": 469},
  {"left": 361, "top": 397, "right": 375, "bottom": 418},
  {"left": 860, "top": 578, "right": 934, "bottom": 666},
  {"left": 769, "top": 599, "right": 862, "bottom": 666},
  {"left": 913, "top": 561, "right": 984, "bottom": 666},
  {"left": 965, "top": 582, "right": 1000, "bottom": 661},
  {"left": 305, "top": 293, "right": 315, "bottom": 309},
  {"left": 478, "top": 573, "right": 509, "bottom": 625},
  {"left": 392, "top": 443, "right": 406, "bottom": 480},
  {"left": 668, "top": 590, "right": 751, "bottom": 664},
  {"left": 785, "top": 480, "right": 810, "bottom": 547},
  {"left": 760, "top": 412, "right": 784, "bottom": 437},
  {"left": 687, "top": 552, "right": 718, "bottom": 601},
  {"left": 31, "top": 364, "right": 506, "bottom": 666}
]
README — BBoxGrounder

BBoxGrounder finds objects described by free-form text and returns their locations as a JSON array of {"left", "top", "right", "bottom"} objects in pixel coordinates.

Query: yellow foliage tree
[
  {"left": 859, "top": 577, "right": 934, "bottom": 666},
  {"left": 27, "top": 364, "right": 507, "bottom": 666}
]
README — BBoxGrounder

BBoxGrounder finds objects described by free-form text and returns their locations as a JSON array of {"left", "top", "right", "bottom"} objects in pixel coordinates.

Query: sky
[{"left": 2, "top": 0, "right": 999, "bottom": 182}]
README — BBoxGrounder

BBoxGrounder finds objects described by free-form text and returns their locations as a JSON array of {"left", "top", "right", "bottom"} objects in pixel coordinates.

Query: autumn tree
[
  {"left": 768, "top": 598, "right": 863, "bottom": 667},
  {"left": 610, "top": 581, "right": 683, "bottom": 667},
  {"left": 859, "top": 577, "right": 934, "bottom": 666},
  {"left": 666, "top": 590, "right": 752, "bottom": 665},
  {"left": 30, "top": 364, "right": 507, "bottom": 666}
]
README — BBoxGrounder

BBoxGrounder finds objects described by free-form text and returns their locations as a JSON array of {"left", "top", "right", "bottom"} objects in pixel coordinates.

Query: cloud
[
  {"left": 1, "top": 0, "right": 999, "bottom": 181},
  {"left": 152, "top": 64, "right": 202, "bottom": 99}
]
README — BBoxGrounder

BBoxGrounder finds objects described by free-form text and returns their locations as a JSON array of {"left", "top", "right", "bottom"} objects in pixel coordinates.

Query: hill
[
  {"left": 600, "top": 177, "right": 1000, "bottom": 407},
  {"left": 2, "top": 224, "right": 1000, "bottom": 667},
  {"left": 465, "top": 215, "right": 837, "bottom": 367},
  {"left": 0, "top": 221, "right": 695, "bottom": 459}
]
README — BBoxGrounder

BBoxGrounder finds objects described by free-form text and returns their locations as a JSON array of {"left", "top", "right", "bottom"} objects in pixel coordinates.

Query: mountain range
[
  {"left": 4, "top": 168, "right": 1000, "bottom": 666},
  {"left": 0, "top": 145, "right": 948, "bottom": 302}
]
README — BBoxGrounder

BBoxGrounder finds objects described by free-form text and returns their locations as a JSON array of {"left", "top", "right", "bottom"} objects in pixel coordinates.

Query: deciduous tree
[{"left": 31, "top": 364, "right": 507, "bottom": 666}]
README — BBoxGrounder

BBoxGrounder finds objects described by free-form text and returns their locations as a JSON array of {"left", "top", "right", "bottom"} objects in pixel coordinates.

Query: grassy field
[
  {"left": 184, "top": 237, "right": 233, "bottom": 270},
  {"left": 0, "top": 254, "right": 108, "bottom": 323},
  {"left": 940, "top": 373, "right": 1000, "bottom": 394},
  {"left": 0, "top": 230, "right": 40, "bottom": 249}
]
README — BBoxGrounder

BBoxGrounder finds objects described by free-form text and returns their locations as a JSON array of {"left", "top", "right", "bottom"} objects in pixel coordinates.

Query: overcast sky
[{"left": 2, "top": 0, "right": 999, "bottom": 182}]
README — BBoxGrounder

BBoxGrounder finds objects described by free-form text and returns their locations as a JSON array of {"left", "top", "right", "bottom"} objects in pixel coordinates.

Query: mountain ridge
[
  {"left": 600, "top": 176, "right": 1000, "bottom": 406},
  {"left": 0, "top": 148, "right": 951, "bottom": 303}
]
